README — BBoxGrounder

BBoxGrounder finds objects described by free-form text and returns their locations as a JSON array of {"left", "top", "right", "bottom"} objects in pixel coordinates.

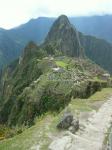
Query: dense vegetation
[
  {"left": 0, "top": 54, "right": 108, "bottom": 126},
  {"left": 0, "top": 15, "right": 109, "bottom": 127}
]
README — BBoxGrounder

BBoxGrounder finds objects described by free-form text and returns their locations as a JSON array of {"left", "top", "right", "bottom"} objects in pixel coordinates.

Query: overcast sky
[{"left": 0, "top": 0, "right": 112, "bottom": 29}]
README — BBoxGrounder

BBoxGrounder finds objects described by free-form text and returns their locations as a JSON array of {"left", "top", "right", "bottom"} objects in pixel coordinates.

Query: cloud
[{"left": 0, "top": 0, "right": 112, "bottom": 29}]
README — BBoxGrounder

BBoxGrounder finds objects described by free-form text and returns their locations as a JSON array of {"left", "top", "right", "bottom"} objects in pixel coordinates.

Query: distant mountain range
[
  {"left": 7, "top": 15, "right": 112, "bottom": 44},
  {"left": 0, "top": 15, "right": 112, "bottom": 73},
  {"left": 0, "top": 29, "right": 22, "bottom": 69}
]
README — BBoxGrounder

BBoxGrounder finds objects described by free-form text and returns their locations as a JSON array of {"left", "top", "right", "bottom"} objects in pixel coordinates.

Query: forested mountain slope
[{"left": 0, "top": 15, "right": 107, "bottom": 127}]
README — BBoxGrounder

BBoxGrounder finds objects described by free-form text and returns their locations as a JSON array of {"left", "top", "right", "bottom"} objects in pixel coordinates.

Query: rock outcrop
[
  {"left": 57, "top": 112, "right": 79, "bottom": 134},
  {"left": 69, "top": 119, "right": 79, "bottom": 134},
  {"left": 57, "top": 113, "right": 73, "bottom": 129}
]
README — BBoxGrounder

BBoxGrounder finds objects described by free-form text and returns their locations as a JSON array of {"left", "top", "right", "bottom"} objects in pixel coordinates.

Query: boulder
[
  {"left": 57, "top": 113, "right": 73, "bottom": 129},
  {"left": 69, "top": 119, "right": 79, "bottom": 134}
]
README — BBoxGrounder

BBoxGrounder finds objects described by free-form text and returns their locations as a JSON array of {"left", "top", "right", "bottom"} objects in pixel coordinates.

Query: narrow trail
[{"left": 49, "top": 96, "right": 112, "bottom": 150}]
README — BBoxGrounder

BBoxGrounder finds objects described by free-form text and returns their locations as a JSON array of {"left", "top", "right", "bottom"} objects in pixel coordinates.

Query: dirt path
[{"left": 49, "top": 96, "right": 112, "bottom": 150}]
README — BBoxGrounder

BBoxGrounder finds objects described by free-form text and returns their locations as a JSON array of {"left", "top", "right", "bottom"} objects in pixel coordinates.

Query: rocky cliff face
[{"left": 44, "top": 15, "right": 85, "bottom": 58}]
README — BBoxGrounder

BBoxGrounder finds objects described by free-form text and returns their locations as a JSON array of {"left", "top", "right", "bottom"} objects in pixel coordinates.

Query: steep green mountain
[
  {"left": 0, "top": 16, "right": 107, "bottom": 127},
  {"left": 44, "top": 15, "right": 84, "bottom": 58},
  {"left": 79, "top": 33, "right": 112, "bottom": 73}
]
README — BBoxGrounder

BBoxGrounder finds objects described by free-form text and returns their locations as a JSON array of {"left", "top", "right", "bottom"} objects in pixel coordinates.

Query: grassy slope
[{"left": 0, "top": 88, "right": 112, "bottom": 150}]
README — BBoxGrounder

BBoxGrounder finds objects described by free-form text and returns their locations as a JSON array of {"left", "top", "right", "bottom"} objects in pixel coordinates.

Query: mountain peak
[
  {"left": 25, "top": 41, "right": 38, "bottom": 49},
  {"left": 44, "top": 15, "right": 85, "bottom": 58},
  {"left": 55, "top": 15, "right": 70, "bottom": 24},
  {"left": 21, "top": 41, "right": 39, "bottom": 63},
  {"left": 51, "top": 15, "right": 71, "bottom": 31}
]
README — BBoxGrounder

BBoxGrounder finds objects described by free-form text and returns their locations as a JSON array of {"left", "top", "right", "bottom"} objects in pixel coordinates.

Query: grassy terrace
[
  {"left": 70, "top": 88, "right": 112, "bottom": 112},
  {"left": 55, "top": 60, "right": 68, "bottom": 68},
  {"left": 0, "top": 88, "right": 112, "bottom": 150}
]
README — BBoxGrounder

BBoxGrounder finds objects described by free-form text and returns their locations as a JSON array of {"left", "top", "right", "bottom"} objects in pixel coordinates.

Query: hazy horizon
[{"left": 0, "top": 0, "right": 112, "bottom": 29}]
